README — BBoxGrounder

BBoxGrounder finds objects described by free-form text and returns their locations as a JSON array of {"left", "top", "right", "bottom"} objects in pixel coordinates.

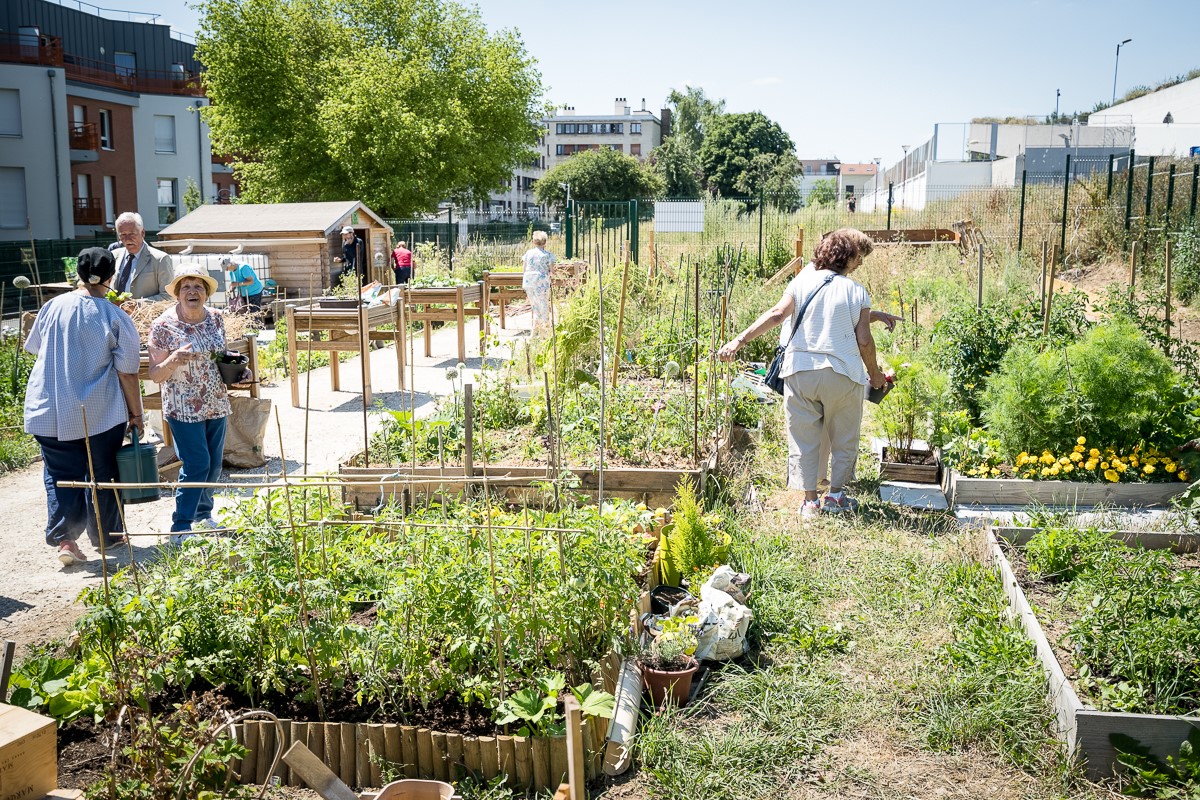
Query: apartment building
[
  {"left": 543, "top": 98, "right": 666, "bottom": 171},
  {"left": 0, "top": 0, "right": 231, "bottom": 241}
]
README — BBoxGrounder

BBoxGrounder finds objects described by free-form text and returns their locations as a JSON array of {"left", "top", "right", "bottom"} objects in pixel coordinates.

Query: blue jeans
[
  {"left": 35, "top": 422, "right": 127, "bottom": 547},
  {"left": 167, "top": 416, "right": 227, "bottom": 532}
]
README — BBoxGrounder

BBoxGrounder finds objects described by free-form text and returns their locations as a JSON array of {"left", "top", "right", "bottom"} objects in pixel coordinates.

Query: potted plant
[
  {"left": 212, "top": 350, "right": 250, "bottom": 385},
  {"left": 875, "top": 358, "right": 949, "bottom": 483},
  {"left": 639, "top": 618, "right": 699, "bottom": 709}
]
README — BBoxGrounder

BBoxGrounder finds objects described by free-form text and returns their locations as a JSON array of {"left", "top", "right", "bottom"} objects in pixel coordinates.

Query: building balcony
[
  {"left": 73, "top": 197, "right": 103, "bottom": 226},
  {"left": 70, "top": 123, "right": 98, "bottom": 151},
  {"left": 0, "top": 32, "right": 65, "bottom": 67}
]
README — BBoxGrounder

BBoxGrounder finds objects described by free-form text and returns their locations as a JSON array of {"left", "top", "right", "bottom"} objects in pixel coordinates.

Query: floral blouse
[{"left": 148, "top": 307, "right": 232, "bottom": 423}]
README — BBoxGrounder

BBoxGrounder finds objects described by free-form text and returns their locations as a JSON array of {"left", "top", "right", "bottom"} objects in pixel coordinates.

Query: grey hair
[{"left": 115, "top": 211, "right": 145, "bottom": 231}]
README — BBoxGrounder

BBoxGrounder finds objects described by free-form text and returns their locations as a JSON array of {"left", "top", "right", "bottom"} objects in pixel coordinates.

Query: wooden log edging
[
  {"left": 944, "top": 468, "right": 1187, "bottom": 508},
  {"left": 235, "top": 718, "right": 602, "bottom": 793},
  {"left": 985, "top": 526, "right": 1200, "bottom": 779}
]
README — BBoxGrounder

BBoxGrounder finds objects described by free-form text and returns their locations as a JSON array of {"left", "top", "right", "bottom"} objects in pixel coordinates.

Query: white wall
[
  {"left": 0, "top": 64, "right": 72, "bottom": 240},
  {"left": 132, "top": 95, "right": 212, "bottom": 232},
  {"left": 1098, "top": 77, "right": 1200, "bottom": 125}
]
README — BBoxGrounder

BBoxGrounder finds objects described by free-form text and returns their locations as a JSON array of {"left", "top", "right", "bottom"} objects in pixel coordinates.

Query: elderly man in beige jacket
[{"left": 112, "top": 211, "right": 174, "bottom": 301}]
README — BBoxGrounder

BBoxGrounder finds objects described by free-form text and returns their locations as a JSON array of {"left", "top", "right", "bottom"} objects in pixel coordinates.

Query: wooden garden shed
[{"left": 154, "top": 201, "right": 393, "bottom": 293}]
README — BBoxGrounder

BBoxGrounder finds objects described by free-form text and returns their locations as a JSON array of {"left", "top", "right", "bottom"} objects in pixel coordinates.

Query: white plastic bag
[{"left": 692, "top": 571, "right": 753, "bottom": 662}]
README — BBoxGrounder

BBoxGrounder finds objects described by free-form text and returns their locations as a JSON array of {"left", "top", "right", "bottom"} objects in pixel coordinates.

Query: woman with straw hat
[{"left": 147, "top": 264, "right": 235, "bottom": 542}]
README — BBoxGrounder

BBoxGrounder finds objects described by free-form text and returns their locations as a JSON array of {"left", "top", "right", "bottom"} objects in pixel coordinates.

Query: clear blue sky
[{"left": 116, "top": 0, "right": 1197, "bottom": 166}]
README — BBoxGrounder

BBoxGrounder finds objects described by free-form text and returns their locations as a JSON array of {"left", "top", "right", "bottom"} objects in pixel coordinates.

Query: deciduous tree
[
  {"left": 666, "top": 85, "right": 725, "bottom": 155},
  {"left": 648, "top": 137, "right": 702, "bottom": 198},
  {"left": 699, "top": 111, "right": 797, "bottom": 198},
  {"left": 197, "top": 0, "right": 545, "bottom": 216},
  {"left": 534, "top": 148, "right": 664, "bottom": 205}
]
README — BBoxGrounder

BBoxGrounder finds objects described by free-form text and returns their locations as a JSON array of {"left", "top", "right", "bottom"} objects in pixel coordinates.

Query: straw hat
[{"left": 166, "top": 264, "right": 218, "bottom": 298}]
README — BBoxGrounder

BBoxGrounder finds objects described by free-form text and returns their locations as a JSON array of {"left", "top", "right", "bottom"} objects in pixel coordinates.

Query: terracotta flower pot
[{"left": 641, "top": 658, "right": 698, "bottom": 708}]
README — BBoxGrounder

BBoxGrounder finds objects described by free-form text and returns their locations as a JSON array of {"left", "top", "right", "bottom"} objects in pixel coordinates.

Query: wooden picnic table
[
  {"left": 285, "top": 301, "right": 404, "bottom": 408},
  {"left": 140, "top": 334, "right": 260, "bottom": 448},
  {"left": 399, "top": 282, "right": 486, "bottom": 363}
]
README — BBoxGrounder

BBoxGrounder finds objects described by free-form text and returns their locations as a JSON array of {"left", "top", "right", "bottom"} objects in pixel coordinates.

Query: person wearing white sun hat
[{"left": 146, "top": 264, "right": 232, "bottom": 541}]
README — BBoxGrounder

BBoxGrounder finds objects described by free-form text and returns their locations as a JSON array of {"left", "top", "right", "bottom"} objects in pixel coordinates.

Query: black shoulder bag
[{"left": 764, "top": 273, "right": 834, "bottom": 395}]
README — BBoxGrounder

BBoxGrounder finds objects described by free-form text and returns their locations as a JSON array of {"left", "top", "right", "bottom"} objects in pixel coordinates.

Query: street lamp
[
  {"left": 1112, "top": 38, "right": 1132, "bottom": 106},
  {"left": 559, "top": 182, "right": 571, "bottom": 209},
  {"left": 900, "top": 144, "right": 910, "bottom": 185}
]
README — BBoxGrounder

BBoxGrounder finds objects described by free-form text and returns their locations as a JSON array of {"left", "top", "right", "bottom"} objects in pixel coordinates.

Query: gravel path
[{"left": 0, "top": 308, "right": 533, "bottom": 659}]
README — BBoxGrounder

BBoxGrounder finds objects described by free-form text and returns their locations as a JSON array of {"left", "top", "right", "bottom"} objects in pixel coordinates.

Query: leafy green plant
[
  {"left": 875, "top": 356, "right": 952, "bottom": 458},
  {"left": 981, "top": 319, "right": 1193, "bottom": 458},
  {"left": 640, "top": 624, "right": 698, "bottom": 672},
  {"left": 1111, "top": 727, "right": 1200, "bottom": 798},
  {"left": 494, "top": 673, "right": 615, "bottom": 736},
  {"left": 658, "top": 479, "right": 730, "bottom": 586},
  {"left": 1023, "top": 525, "right": 1115, "bottom": 581},
  {"left": 8, "top": 653, "right": 110, "bottom": 724}
]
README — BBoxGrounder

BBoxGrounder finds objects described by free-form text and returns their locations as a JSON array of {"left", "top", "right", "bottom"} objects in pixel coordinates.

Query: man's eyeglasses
[{"left": 116, "top": 231, "right": 142, "bottom": 240}]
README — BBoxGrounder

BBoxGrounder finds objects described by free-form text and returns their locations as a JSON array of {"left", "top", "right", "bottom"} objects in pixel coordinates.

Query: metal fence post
[
  {"left": 1106, "top": 153, "right": 1115, "bottom": 199},
  {"left": 886, "top": 183, "right": 894, "bottom": 231},
  {"left": 1124, "top": 150, "right": 1136, "bottom": 237},
  {"left": 1165, "top": 164, "right": 1176, "bottom": 231},
  {"left": 1059, "top": 154, "right": 1071, "bottom": 260},
  {"left": 1191, "top": 163, "right": 1199, "bottom": 221},
  {"left": 447, "top": 206, "right": 454, "bottom": 272},
  {"left": 1017, "top": 169, "right": 1028, "bottom": 254},
  {"left": 629, "top": 199, "right": 638, "bottom": 264},
  {"left": 565, "top": 200, "right": 573, "bottom": 259},
  {"left": 1144, "top": 155, "right": 1156, "bottom": 227},
  {"left": 757, "top": 190, "right": 764, "bottom": 269}
]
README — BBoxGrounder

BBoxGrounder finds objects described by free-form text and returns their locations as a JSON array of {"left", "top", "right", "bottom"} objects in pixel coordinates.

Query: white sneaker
[
  {"left": 799, "top": 500, "right": 821, "bottom": 519},
  {"left": 168, "top": 532, "right": 198, "bottom": 545},
  {"left": 193, "top": 517, "right": 221, "bottom": 531}
]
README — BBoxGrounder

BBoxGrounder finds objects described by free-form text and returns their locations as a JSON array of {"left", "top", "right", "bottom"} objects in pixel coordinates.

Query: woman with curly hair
[{"left": 717, "top": 229, "right": 888, "bottom": 518}]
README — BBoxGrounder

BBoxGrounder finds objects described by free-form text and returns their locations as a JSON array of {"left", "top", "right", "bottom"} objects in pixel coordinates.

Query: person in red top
[{"left": 391, "top": 241, "right": 413, "bottom": 285}]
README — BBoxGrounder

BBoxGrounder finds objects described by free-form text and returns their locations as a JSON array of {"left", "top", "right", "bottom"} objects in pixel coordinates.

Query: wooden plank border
[
  {"left": 984, "top": 526, "right": 1200, "bottom": 779},
  {"left": 944, "top": 468, "right": 1186, "bottom": 508}
]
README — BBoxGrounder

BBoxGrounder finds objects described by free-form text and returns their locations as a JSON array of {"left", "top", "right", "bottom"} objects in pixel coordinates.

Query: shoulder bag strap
[{"left": 781, "top": 272, "right": 835, "bottom": 347}]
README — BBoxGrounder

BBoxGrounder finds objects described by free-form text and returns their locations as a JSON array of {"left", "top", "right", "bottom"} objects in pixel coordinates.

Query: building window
[
  {"left": 0, "top": 89, "right": 21, "bottom": 137},
  {"left": 631, "top": 122, "right": 641, "bottom": 134},
  {"left": 0, "top": 168, "right": 28, "bottom": 228},
  {"left": 76, "top": 173, "right": 88, "bottom": 200},
  {"left": 157, "top": 178, "right": 178, "bottom": 225},
  {"left": 115, "top": 52, "right": 136, "bottom": 77},
  {"left": 631, "top": 143, "right": 641, "bottom": 157},
  {"left": 99, "top": 109, "right": 112, "bottom": 149},
  {"left": 154, "top": 115, "right": 176, "bottom": 153},
  {"left": 103, "top": 176, "right": 115, "bottom": 224},
  {"left": 610, "top": 144, "right": 622, "bottom": 151}
]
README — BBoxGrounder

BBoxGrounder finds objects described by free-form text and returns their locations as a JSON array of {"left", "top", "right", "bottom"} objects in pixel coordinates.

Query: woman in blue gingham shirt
[{"left": 24, "top": 247, "right": 144, "bottom": 567}]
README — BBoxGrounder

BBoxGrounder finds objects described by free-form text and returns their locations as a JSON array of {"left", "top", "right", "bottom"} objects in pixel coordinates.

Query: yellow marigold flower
[
  {"left": 1059, "top": 456, "right": 1071, "bottom": 466},
  {"left": 1077, "top": 436, "right": 1087, "bottom": 445},
  {"left": 1049, "top": 464, "right": 1061, "bottom": 475},
  {"left": 1104, "top": 469, "right": 1120, "bottom": 482},
  {"left": 1145, "top": 457, "right": 1158, "bottom": 466},
  {"left": 1089, "top": 448, "right": 1100, "bottom": 458},
  {"left": 1017, "top": 452, "right": 1029, "bottom": 464},
  {"left": 1180, "top": 470, "right": 1190, "bottom": 481},
  {"left": 990, "top": 467, "right": 1000, "bottom": 476},
  {"left": 1116, "top": 462, "right": 1127, "bottom": 473},
  {"left": 1144, "top": 464, "right": 1155, "bottom": 474},
  {"left": 1165, "top": 462, "right": 1177, "bottom": 473},
  {"left": 1041, "top": 467, "right": 1052, "bottom": 477},
  {"left": 1069, "top": 452, "right": 1083, "bottom": 462},
  {"left": 1073, "top": 444, "right": 1085, "bottom": 453},
  {"left": 1101, "top": 461, "right": 1110, "bottom": 470},
  {"left": 1040, "top": 452, "right": 1055, "bottom": 465},
  {"left": 1129, "top": 457, "right": 1139, "bottom": 468},
  {"left": 1085, "top": 460, "right": 1098, "bottom": 470},
  {"left": 1063, "top": 463, "right": 1074, "bottom": 473}
]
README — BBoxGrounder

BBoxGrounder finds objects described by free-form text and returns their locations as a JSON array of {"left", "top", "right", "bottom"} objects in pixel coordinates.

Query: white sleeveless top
[{"left": 778, "top": 263, "right": 871, "bottom": 385}]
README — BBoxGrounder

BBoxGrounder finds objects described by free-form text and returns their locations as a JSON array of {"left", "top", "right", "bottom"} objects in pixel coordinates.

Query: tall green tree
[
  {"left": 648, "top": 137, "right": 702, "bottom": 198},
  {"left": 534, "top": 148, "right": 664, "bottom": 205},
  {"left": 807, "top": 178, "right": 837, "bottom": 207},
  {"left": 699, "top": 111, "right": 797, "bottom": 198},
  {"left": 666, "top": 86, "right": 725, "bottom": 154},
  {"left": 196, "top": 0, "right": 545, "bottom": 216}
]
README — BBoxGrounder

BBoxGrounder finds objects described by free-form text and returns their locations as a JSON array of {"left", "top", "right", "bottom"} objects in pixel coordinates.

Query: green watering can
[{"left": 115, "top": 426, "right": 159, "bottom": 504}]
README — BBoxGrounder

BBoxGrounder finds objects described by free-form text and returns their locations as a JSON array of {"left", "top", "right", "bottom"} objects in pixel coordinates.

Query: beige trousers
[{"left": 783, "top": 368, "right": 865, "bottom": 492}]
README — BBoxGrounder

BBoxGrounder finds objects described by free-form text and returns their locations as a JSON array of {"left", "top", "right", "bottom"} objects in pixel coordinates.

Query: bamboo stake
[
  {"left": 693, "top": 258, "right": 700, "bottom": 463},
  {"left": 78, "top": 407, "right": 111, "bottom": 604},
  {"left": 1039, "top": 241, "right": 1049, "bottom": 315},
  {"left": 1165, "top": 239, "right": 1173, "bottom": 354},
  {"left": 1043, "top": 246, "right": 1057, "bottom": 339},
  {"left": 610, "top": 257, "right": 630, "bottom": 388},
  {"left": 275, "top": 410, "right": 326, "bottom": 721},
  {"left": 1129, "top": 240, "right": 1139, "bottom": 298},
  {"left": 303, "top": 274, "right": 316, "bottom": 472},
  {"left": 596, "top": 244, "right": 606, "bottom": 505}
]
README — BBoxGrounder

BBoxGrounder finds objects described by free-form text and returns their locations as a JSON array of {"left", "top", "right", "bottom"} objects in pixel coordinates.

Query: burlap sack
[{"left": 223, "top": 395, "right": 271, "bottom": 468}]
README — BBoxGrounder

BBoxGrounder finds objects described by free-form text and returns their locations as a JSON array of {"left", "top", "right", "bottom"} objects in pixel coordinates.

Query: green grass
[{"left": 0, "top": 337, "right": 36, "bottom": 476}]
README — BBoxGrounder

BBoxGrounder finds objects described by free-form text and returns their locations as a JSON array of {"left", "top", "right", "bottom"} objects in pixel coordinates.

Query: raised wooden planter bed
[
  {"left": 943, "top": 468, "right": 1187, "bottom": 508},
  {"left": 878, "top": 446, "right": 940, "bottom": 484},
  {"left": 985, "top": 525, "right": 1200, "bottom": 779},
  {"left": 339, "top": 463, "right": 706, "bottom": 510},
  {"left": 232, "top": 714, "right": 608, "bottom": 792}
]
